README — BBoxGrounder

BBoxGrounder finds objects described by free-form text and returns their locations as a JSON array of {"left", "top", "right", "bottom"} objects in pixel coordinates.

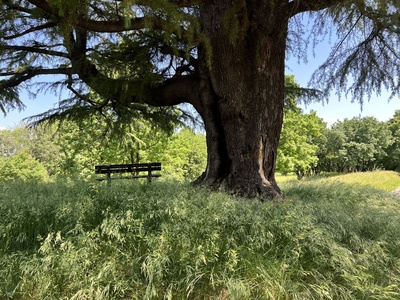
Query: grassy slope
[
  {"left": 320, "top": 170, "right": 400, "bottom": 192},
  {"left": 1, "top": 172, "right": 400, "bottom": 299},
  {"left": 278, "top": 170, "right": 400, "bottom": 192}
]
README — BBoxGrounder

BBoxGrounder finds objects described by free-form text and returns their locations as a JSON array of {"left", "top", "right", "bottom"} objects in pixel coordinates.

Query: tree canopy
[{"left": 1, "top": 0, "right": 400, "bottom": 199}]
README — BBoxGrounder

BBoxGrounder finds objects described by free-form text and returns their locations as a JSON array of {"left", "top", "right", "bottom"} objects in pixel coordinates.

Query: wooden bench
[{"left": 95, "top": 162, "right": 161, "bottom": 184}]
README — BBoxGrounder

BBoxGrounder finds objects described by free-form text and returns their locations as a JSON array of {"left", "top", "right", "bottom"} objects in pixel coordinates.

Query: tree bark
[{"left": 192, "top": 1, "right": 290, "bottom": 200}]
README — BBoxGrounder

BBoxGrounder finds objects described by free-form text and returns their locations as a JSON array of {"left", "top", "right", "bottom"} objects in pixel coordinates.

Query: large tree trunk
[{"left": 193, "top": 1, "right": 289, "bottom": 200}]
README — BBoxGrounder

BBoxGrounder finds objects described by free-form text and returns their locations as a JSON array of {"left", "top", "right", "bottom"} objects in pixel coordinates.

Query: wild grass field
[{"left": 1, "top": 171, "right": 400, "bottom": 299}]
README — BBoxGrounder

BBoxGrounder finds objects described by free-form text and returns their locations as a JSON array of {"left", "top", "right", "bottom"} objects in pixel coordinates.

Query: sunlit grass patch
[
  {"left": 318, "top": 170, "right": 400, "bottom": 192},
  {"left": 279, "top": 170, "right": 400, "bottom": 192},
  {"left": 276, "top": 173, "right": 297, "bottom": 183}
]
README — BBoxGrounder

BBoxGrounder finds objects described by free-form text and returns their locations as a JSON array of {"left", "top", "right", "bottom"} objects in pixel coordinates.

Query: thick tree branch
[
  {"left": 72, "top": 55, "right": 197, "bottom": 107},
  {"left": 288, "top": 0, "right": 345, "bottom": 17},
  {"left": 58, "top": 21, "right": 199, "bottom": 108},
  {"left": 148, "top": 75, "right": 198, "bottom": 106},
  {"left": 68, "top": 41, "right": 196, "bottom": 107}
]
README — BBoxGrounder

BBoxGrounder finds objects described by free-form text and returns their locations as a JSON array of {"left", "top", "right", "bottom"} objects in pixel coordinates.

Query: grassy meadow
[{"left": 1, "top": 171, "right": 400, "bottom": 299}]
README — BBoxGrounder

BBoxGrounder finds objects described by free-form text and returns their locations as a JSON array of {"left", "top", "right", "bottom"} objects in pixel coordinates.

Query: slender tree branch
[
  {"left": 27, "top": 0, "right": 185, "bottom": 33},
  {"left": 0, "top": 67, "right": 73, "bottom": 88},
  {"left": 114, "top": 0, "right": 208, "bottom": 8},
  {"left": 330, "top": 14, "right": 363, "bottom": 59},
  {"left": 2, "top": 0, "right": 34, "bottom": 14},
  {"left": 377, "top": 33, "right": 400, "bottom": 61},
  {"left": 2, "top": 45, "right": 69, "bottom": 58},
  {"left": 160, "top": 45, "right": 198, "bottom": 69},
  {"left": 3, "top": 22, "right": 57, "bottom": 40}
]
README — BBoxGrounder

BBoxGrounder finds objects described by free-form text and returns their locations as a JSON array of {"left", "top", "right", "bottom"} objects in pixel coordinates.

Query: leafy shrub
[{"left": 0, "top": 152, "right": 49, "bottom": 182}]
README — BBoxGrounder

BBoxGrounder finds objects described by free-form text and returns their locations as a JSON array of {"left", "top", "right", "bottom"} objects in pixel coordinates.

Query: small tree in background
[
  {"left": 277, "top": 75, "right": 327, "bottom": 179},
  {"left": 277, "top": 110, "right": 326, "bottom": 179},
  {"left": 157, "top": 128, "right": 207, "bottom": 181}
]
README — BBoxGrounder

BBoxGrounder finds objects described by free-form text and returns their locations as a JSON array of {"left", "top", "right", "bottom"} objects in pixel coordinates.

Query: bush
[{"left": 0, "top": 152, "right": 49, "bottom": 182}]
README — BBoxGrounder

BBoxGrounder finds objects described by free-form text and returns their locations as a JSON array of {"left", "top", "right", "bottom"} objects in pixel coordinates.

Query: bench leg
[{"left": 147, "top": 166, "right": 152, "bottom": 183}]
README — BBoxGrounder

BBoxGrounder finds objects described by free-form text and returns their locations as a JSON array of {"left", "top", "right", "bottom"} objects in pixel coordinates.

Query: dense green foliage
[
  {"left": 1, "top": 174, "right": 400, "bottom": 299},
  {"left": 277, "top": 110, "right": 326, "bottom": 178},
  {"left": 0, "top": 152, "right": 49, "bottom": 182},
  {"left": 383, "top": 111, "right": 400, "bottom": 172},
  {"left": 279, "top": 110, "right": 400, "bottom": 176},
  {"left": 318, "top": 116, "right": 393, "bottom": 173},
  {"left": 277, "top": 75, "right": 327, "bottom": 178},
  {"left": 0, "top": 124, "right": 61, "bottom": 175}
]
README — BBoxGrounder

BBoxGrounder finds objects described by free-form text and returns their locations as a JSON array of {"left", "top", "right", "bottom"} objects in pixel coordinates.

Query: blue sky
[
  {"left": 287, "top": 57, "right": 400, "bottom": 127},
  {"left": 286, "top": 37, "right": 400, "bottom": 126}
]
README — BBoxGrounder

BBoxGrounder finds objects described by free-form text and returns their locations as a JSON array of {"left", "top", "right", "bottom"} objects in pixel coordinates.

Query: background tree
[
  {"left": 277, "top": 110, "right": 326, "bottom": 179},
  {"left": 382, "top": 110, "right": 400, "bottom": 171},
  {"left": 0, "top": 124, "right": 61, "bottom": 175},
  {"left": 316, "top": 128, "right": 347, "bottom": 173},
  {"left": 319, "top": 117, "right": 393, "bottom": 173},
  {"left": 1, "top": 0, "right": 400, "bottom": 199},
  {"left": 277, "top": 76, "right": 327, "bottom": 179},
  {"left": 156, "top": 128, "right": 207, "bottom": 181}
]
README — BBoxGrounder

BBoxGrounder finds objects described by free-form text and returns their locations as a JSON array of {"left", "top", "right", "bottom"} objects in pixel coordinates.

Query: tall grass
[{"left": 1, "top": 174, "right": 400, "bottom": 299}]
